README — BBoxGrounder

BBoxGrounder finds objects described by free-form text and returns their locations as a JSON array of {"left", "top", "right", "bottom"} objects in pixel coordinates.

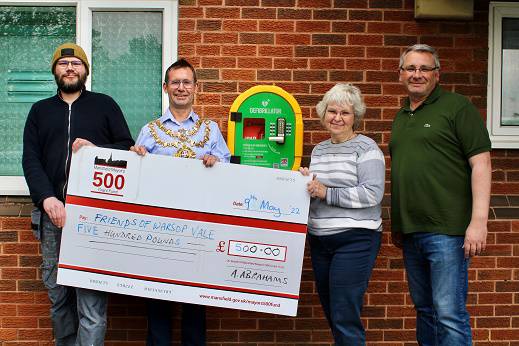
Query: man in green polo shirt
[{"left": 389, "top": 44, "right": 491, "bottom": 346}]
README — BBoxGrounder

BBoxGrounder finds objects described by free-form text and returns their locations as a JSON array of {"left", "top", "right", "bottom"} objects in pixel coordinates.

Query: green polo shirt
[{"left": 389, "top": 86, "right": 491, "bottom": 236}]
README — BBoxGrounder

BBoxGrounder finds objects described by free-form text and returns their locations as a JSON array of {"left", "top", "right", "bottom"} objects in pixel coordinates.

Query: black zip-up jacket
[{"left": 22, "top": 89, "right": 135, "bottom": 207}]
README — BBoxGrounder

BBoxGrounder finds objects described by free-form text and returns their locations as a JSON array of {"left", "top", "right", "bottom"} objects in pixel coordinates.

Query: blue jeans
[
  {"left": 403, "top": 232, "right": 472, "bottom": 346},
  {"left": 41, "top": 213, "right": 107, "bottom": 346},
  {"left": 309, "top": 229, "right": 381, "bottom": 346},
  {"left": 146, "top": 299, "right": 206, "bottom": 346}
]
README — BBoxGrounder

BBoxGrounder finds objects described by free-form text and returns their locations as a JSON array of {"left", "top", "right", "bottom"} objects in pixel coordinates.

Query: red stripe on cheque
[
  {"left": 66, "top": 195, "right": 307, "bottom": 233},
  {"left": 59, "top": 263, "right": 299, "bottom": 300}
]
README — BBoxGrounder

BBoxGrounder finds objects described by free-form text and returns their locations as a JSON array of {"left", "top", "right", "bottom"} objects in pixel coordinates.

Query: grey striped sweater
[{"left": 308, "top": 134, "right": 385, "bottom": 236}]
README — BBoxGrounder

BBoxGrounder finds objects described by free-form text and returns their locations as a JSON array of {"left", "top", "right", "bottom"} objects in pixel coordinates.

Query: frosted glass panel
[
  {"left": 0, "top": 6, "right": 75, "bottom": 176},
  {"left": 501, "top": 18, "right": 519, "bottom": 126},
  {"left": 91, "top": 12, "right": 162, "bottom": 139}
]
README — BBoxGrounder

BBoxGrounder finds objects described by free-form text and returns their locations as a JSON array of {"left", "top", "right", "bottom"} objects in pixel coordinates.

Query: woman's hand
[
  {"left": 299, "top": 167, "right": 310, "bottom": 176},
  {"left": 307, "top": 175, "right": 327, "bottom": 199},
  {"left": 300, "top": 168, "right": 327, "bottom": 199}
]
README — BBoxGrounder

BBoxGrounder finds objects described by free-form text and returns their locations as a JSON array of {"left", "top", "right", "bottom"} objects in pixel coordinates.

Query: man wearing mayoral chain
[{"left": 131, "top": 58, "right": 230, "bottom": 345}]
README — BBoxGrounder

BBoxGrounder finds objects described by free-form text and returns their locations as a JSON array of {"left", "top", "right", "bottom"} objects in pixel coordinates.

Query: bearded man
[{"left": 23, "top": 43, "right": 134, "bottom": 346}]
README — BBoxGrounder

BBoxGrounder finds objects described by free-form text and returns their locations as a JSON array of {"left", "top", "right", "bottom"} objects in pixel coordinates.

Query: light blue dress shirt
[{"left": 135, "top": 108, "right": 230, "bottom": 162}]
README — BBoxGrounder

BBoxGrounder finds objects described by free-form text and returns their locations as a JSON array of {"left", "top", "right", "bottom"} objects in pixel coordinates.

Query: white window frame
[
  {"left": 488, "top": 2, "right": 519, "bottom": 148},
  {"left": 0, "top": 0, "right": 177, "bottom": 195}
]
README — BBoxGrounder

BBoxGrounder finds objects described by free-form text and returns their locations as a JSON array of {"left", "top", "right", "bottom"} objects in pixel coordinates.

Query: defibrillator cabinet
[{"left": 227, "top": 85, "right": 303, "bottom": 170}]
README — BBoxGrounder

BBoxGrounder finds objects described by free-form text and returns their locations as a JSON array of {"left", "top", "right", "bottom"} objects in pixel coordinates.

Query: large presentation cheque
[{"left": 58, "top": 147, "right": 310, "bottom": 316}]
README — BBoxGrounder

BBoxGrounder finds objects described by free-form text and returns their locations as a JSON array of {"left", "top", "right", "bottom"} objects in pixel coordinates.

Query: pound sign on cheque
[{"left": 216, "top": 241, "right": 226, "bottom": 252}]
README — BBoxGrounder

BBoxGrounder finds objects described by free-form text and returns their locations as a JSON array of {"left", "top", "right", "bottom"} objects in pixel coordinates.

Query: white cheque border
[{"left": 58, "top": 267, "right": 299, "bottom": 316}]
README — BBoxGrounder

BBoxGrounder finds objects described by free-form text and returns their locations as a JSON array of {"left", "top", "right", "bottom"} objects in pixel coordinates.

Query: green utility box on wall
[{"left": 227, "top": 85, "right": 303, "bottom": 170}]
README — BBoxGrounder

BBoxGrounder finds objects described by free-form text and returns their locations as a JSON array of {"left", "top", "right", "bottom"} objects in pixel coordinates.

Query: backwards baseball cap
[{"left": 51, "top": 43, "right": 90, "bottom": 74}]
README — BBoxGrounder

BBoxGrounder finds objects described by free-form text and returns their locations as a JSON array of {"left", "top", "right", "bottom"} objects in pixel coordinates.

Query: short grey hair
[
  {"left": 399, "top": 44, "right": 440, "bottom": 69},
  {"left": 316, "top": 83, "right": 366, "bottom": 130}
]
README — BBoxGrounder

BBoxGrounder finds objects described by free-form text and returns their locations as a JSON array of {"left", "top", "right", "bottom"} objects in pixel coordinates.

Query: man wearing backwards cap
[{"left": 23, "top": 43, "right": 134, "bottom": 345}]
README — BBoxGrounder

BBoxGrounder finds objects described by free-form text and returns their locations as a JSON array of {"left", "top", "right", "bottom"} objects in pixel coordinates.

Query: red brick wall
[{"left": 1, "top": 0, "right": 519, "bottom": 345}]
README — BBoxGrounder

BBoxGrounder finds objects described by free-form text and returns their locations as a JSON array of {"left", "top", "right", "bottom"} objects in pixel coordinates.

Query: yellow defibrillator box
[{"left": 227, "top": 85, "right": 303, "bottom": 170}]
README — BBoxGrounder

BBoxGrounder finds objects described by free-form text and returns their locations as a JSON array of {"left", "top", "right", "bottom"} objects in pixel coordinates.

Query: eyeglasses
[
  {"left": 326, "top": 109, "right": 353, "bottom": 117},
  {"left": 401, "top": 65, "right": 438, "bottom": 74},
  {"left": 56, "top": 60, "right": 83, "bottom": 69},
  {"left": 169, "top": 79, "right": 195, "bottom": 89}
]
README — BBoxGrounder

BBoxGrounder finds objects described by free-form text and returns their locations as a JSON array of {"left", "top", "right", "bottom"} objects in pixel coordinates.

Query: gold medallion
[
  {"left": 147, "top": 119, "right": 212, "bottom": 153},
  {"left": 174, "top": 144, "right": 197, "bottom": 158}
]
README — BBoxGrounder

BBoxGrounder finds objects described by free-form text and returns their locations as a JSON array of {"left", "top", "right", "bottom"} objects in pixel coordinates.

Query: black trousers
[{"left": 146, "top": 299, "right": 206, "bottom": 346}]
